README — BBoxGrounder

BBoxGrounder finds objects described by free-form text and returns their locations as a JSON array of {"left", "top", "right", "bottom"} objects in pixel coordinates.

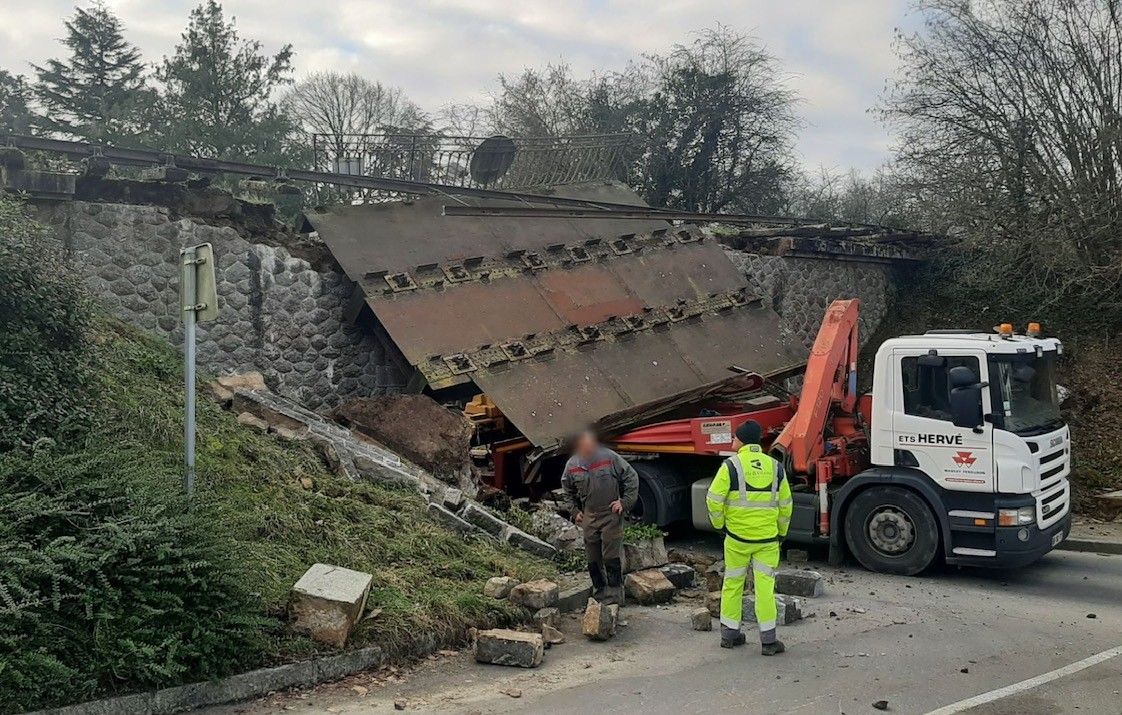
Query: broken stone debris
[
  {"left": 705, "top": 590, "right": 722, "bottom": 618},
  {"left": 582, "top": 598, "right": 619, "bottom": 641},
  {"left": 621, "top": 536, "right": 669, "bottom": 573},
  {"left": 483, "top": 576, "right": 520, "bottom": 599},
  {"left": 624, "top": 569, "right": 676, "bottom": 605},
  {"left": 659, "top": 563, "right": 696, "bottom": 589},
  {"left": 332, "top": 395, "right": 473, "bottom": 482},
  {"left": 541, "top": 623, "right": 565, "bottom": 645},
  {"left": 786, "top": 548, "right": 809, "bottom": 563},
  {"left": 744, "top": 594, "right": 806, "bottom": 626},
  {"left": 557, "top": 581, "right": 594, "bottom": 613},
  {"left": 533, "top": 607, "right": 560, "bottom": 627},
  {"left": 508, "top": 579, "right": 559, "bottom": 610},
  {"left": 691, "top": 608, "right": 713, "bottom": 631},
  {"left": 504, "top": 527, "right": 559, "bottom": 560},
  {"left": 703, "top": 561, "right": 725, "bottom": 592},
  {"left": 460, "top": 502, "right": 508, "bottom": 538},
  {"left": 215, "top": 381, "right": 561, "bottom": 561},
  {"left": 427, "top": 502, "right": 475, "bottom": 534},
  {"left": 473, "top": 628, "right": 544, "bottom": 668},
  {"left": 289, "top": 563, "right": 373, "bottom": 648},
  {"left": 775, "top": 569, "right": 825, "bottom": 598},
  {"left": 530, "top": 509, "right": 583, "bottom": 552}
]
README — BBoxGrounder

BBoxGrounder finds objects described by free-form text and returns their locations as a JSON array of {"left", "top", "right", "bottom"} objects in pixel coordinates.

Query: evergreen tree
[
  {"left": 31, "top": 3, "right": 148, "bottom": 143},
  {"left": 0, "top": 71, "right": 35, "bottom": 134},
  {"left": 155, "top": 0, "right": 298, "bottom": 163}
]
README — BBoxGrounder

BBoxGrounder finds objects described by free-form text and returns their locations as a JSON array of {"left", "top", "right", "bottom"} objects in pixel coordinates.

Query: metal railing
[{"left": 310, "top": 132, "right": 632, "bottom": 193}]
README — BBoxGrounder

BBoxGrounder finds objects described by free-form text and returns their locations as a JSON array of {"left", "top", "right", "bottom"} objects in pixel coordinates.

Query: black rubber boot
[
  {"left": 761, "top": 640, "right": 786, "bottom": 656},
  {"left": 603, "top": 558, "right": 624, "bottom": 606},
  {"left": 720, "top": 626, "right": 746, "bottom": 649},
  {"left": 588, "top": 561, "right": 607, "bottom": 600}
]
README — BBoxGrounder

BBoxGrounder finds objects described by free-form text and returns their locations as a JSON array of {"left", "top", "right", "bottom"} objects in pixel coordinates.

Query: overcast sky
[{"left": 0, "top": 0, "right": 923, "bottom": 171}]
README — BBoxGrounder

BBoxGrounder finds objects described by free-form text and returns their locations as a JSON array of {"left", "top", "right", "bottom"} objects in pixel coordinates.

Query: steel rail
[{"left": 3, "top": 133, "right": 653, "bottom": 212}]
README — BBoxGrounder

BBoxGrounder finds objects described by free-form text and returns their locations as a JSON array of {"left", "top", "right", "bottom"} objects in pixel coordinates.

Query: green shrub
[
  {"left": 0, "top": 447, "right": 267, "bottom": 713},
  {"left": 0, "top": 194, "right": 94, "bottom": 451}
]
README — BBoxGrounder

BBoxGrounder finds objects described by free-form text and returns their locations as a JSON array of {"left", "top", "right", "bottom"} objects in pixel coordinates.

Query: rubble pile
[{"left": 332, "top": 395, "right": 473, "bottom": 484}]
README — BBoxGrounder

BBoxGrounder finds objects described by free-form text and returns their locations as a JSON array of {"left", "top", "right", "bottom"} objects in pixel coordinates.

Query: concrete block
[
  {"left": 624, "top": 569, "right": 676, "bottom": 605},
  {"left": 581, "top": 598, "right": 619, "bottom": 641},
  {"left": 691, "top": 608, "right": 713, "bottom": 631},
  {"left": 442, "top": 487, "right": 464, "bottom": 509},
  {"left": 744, "top": 594, "right": 805, "bottom": 626},
  {"left": 428, "top": 502, "right": 476, "bottom": 534},
  {"left": 473, "top": 628, "right": 544, "bottom": 668},
  {"left": 484, "top": 576, "right": 519, "bottom": 599},
  {"left": 508, "top": 579, "right": 559, "bottom": 610},
  {"left": 659, "top": 563, "right": 696, "bottom": 589},
  {"left": 775, "top": 569, "right": 824, "bottom": 598},
  {"left": 621, "top": 536, "right": 668, "bottom": 573},
  {"left": 557, "top": 582, "right": 593, "bottom": 613},
  {"left": 461, "top": 502, "right": 507, "bottom": 537},
  {"left": 785, "top": 548, "right": 809, "bottom": 563},
  {"left": 505, "top": 527, "right": 559, "bottom": 560},
  {"left": 216, "top": 371, "right": 267, "bottom": 391},
  {"left": 290, "top": 563, "right": 373, "bottom": 648}
]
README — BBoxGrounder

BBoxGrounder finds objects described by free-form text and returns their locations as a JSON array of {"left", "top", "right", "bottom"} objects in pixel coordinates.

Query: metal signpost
[{"left": 179, "top": 243, "right": 218, "bottom": 497}]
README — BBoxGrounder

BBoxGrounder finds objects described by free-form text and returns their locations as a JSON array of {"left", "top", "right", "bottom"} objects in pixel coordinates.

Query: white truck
[{"left": 611, "top": 299, "right": 1072, "bottom": 574}]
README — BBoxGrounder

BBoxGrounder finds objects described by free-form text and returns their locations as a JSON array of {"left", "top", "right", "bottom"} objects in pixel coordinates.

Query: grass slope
[
  {"left": 97, "top": 319, "right": 555, "bottom": 658},
  {"left": 1, "top": 317, "right": 553, "bottom": 711}
]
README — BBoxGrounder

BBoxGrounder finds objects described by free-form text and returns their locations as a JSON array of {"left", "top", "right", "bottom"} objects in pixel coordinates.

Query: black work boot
[
  {"left": 761, "top": 640, "right": 786, "bottom": 656},
  {"left": 588, "top": 561, "right": 607, "bottom": 601},
  {"left": 603, "top": 558, "right": 624, "bottom": 605},
  {"left": 720, "top": 626, "right": 746, "bottom": 649}
]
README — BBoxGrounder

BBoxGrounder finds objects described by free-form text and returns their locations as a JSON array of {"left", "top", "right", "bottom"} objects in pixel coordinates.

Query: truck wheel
[{"left": 844, "top": 486, "right": 939, "bottom": 575}]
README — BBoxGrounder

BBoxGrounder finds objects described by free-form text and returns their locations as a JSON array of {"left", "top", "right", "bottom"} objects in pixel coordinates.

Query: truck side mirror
[{"left": 948, "top": 366, "right": 984, "bottom": 429}]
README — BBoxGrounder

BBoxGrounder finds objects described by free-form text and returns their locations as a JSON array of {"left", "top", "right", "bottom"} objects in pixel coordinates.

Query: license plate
[{"left": 1052, "top": 531, "right": 1064, "bottom": 547}]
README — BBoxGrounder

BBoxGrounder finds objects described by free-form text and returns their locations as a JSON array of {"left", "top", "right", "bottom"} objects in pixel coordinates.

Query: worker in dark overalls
[{"left": 562, "top": 430, "right": 639, "bottom": 605}]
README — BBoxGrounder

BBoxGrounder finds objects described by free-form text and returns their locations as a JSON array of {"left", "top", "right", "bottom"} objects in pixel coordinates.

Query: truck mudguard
[{"left": 829, "top": 466, "right": 953, "bottom": 554}]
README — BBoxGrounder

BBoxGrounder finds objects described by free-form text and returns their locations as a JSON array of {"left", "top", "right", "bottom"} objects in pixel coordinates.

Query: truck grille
[{"left": 1037, "top": 480, "right": 1069, "bottom": 529}]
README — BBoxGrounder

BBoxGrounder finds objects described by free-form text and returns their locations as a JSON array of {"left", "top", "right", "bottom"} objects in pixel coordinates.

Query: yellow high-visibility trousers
[{"left": 719, "top": 537, "right": 780, "bottom": 643}]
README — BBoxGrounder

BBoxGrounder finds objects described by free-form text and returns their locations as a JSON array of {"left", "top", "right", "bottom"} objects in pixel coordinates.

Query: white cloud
[{"left": 0, "top": 0, "right": 917, "bottom": 170}]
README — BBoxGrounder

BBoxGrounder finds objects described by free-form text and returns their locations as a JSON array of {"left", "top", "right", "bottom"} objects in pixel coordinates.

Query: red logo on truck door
[{"left": 952, "top": 451, "right": 977, "bottom": 466}]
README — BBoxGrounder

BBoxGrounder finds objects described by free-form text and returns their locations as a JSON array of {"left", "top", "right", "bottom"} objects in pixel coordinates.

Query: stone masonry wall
[
  {"left": 37, "top": 201, "right": 405, "bottom": 410},
  {"left": 725, "top": 250, "right": 895, "bottom": 352}
]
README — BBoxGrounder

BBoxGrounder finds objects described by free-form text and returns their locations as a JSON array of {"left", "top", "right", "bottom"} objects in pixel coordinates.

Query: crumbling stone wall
[
  {"left": 725, "top": 251, "right": 895, "bottom": 351},
  {"left": 37, "top": 201, "right": 405, "bottom": 410}
]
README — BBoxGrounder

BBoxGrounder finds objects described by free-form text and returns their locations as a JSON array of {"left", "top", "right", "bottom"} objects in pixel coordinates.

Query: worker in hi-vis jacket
[
  {"left": 706, "top": 420, "right": 793, "bottom": 655},
  {"left": 562, "top": 430, "right": 639, "bottom": 605}
]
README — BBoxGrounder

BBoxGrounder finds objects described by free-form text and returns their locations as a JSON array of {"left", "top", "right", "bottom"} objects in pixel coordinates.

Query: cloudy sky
[{"left": 0, "top": 0, "right": 924, "bottom": 171}]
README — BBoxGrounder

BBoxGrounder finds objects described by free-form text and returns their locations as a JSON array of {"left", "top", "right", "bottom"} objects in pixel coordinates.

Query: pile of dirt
[{"left": 333, "top": 395, "right": 473, "bottom": 481}]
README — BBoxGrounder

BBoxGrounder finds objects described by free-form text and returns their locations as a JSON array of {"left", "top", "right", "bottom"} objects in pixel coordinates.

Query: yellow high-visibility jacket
[{"left": 706, "top": 444, "right": 793, "bottom": 541}]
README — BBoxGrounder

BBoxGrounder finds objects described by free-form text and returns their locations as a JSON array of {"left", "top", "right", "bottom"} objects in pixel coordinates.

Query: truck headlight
[{"left": 998, "top": 507, "right": 1035, "bottom": 526}]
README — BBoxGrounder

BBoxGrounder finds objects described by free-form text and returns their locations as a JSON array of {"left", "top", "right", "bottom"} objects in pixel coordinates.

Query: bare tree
[
  {"left": 285, "top": 71, "right": 430, "bottom": 158},
  {"left": 882, "top": 0, "right": 1122, "bottom": 323}
]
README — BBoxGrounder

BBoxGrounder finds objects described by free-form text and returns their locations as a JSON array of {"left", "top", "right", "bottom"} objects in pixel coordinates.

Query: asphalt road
[{"left": 220, "top": 544, "right": 1122, "bottom": 715}]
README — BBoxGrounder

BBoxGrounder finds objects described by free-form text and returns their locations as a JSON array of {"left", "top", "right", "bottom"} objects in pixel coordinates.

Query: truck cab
[{"left": 845, "top": 327, "right": 1071, "bottom": 571}]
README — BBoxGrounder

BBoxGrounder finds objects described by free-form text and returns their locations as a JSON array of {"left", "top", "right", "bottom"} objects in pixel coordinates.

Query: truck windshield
[{"left": 988, "top": 351, "right": 1063, "bottom": 436}]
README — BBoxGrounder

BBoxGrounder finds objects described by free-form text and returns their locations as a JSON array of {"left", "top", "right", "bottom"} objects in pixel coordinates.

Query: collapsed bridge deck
[{"left": 304, "top": 183, "right": 803, "bottom": 447}]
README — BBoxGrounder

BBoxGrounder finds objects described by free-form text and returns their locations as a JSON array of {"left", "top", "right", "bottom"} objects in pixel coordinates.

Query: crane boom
[{"left": 773, "top": 299, "right": 861, "bottom": 475}]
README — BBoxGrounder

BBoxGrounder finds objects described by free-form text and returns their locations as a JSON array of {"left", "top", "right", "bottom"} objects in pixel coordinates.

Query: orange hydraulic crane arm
[{"left": 773, "top": 299, "right": 860, "bottom": 475}]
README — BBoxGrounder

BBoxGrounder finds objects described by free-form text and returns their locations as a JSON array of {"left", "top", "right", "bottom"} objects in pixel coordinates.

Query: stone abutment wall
[{"left": 38, "top": 200, "right": 405, "bottom": 411}]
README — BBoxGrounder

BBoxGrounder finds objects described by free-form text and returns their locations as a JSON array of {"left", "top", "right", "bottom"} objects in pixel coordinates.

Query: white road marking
[{"left": 925, "top": 645, "right": 1122, "bottom": 715}]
